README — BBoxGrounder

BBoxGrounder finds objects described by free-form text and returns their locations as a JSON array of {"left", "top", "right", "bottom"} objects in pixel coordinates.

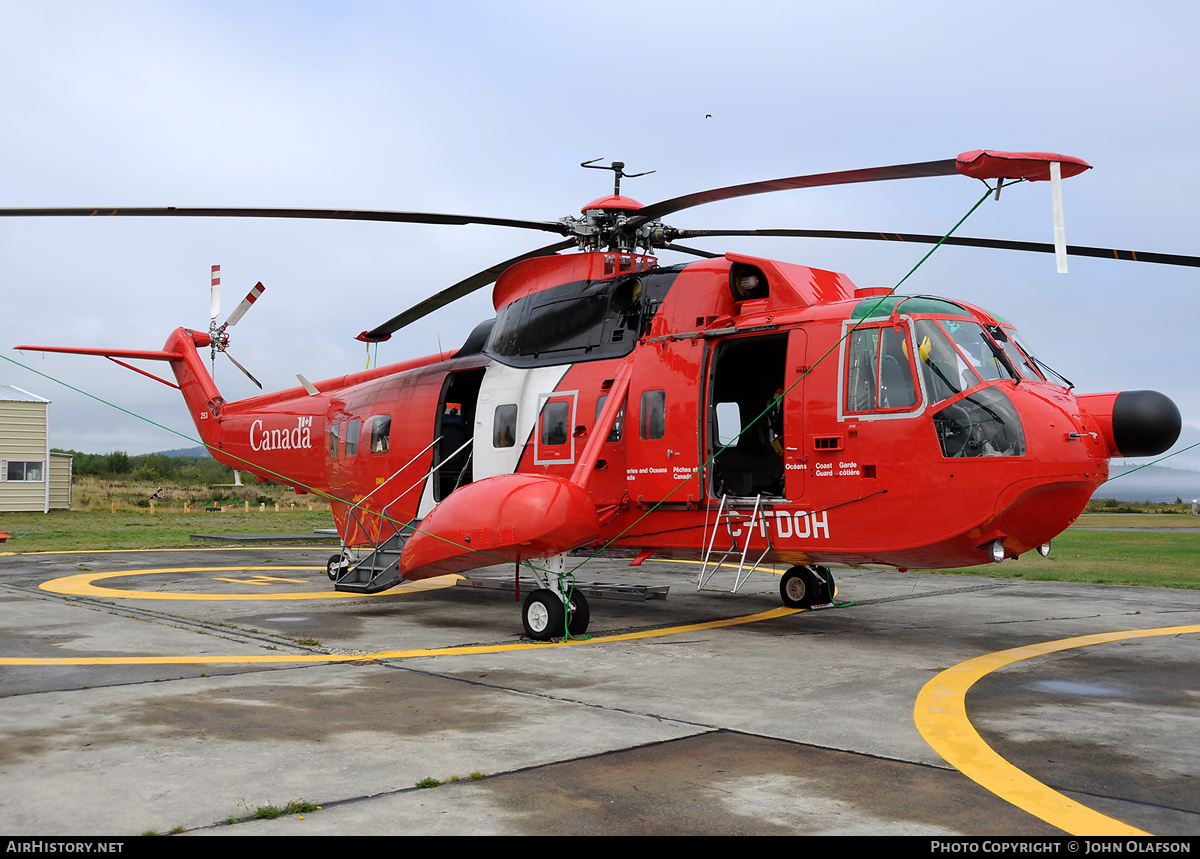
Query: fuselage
[{"left": 166, "top": 249, "right": 1175, "bottom": 581}]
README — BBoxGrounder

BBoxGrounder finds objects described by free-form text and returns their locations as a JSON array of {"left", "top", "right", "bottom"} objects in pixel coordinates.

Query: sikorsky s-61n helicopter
[{"left": 8, "top": 150, "right": 1190, "bottom": 640}]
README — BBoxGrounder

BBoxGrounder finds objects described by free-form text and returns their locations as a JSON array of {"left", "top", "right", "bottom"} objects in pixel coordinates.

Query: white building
[{"left": 0, "top": 386, "right": 72, "bottom": 512}]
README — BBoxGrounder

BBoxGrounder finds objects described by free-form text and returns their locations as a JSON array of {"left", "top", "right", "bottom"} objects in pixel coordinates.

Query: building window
[{"left": 6, "top": 461, "right": 44, "bottom": 481}]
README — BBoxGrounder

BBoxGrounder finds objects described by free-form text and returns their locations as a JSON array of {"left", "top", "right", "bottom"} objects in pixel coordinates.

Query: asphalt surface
[{"left": 0, "top": 545, "right": 1198, "bottom": 836}]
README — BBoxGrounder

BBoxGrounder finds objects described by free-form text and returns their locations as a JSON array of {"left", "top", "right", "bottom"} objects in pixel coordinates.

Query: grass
[
  {"left": 0, "top": 507, "right": 337, "bottom": 552},
  {"left": 227, "top": 800, "right": 320, "bottom": 824},
  {"left": 4, "top": 491, "right": 1199, "bottom": 591},
  {"left": 930, "top": 526, "right": 1200, "bottom": 589}
]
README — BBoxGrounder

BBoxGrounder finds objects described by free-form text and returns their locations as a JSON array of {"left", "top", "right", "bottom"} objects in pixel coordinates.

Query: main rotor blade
[
  {"left": 630, "top": 159, "right": 959, "bottom": 225},
  {"left": 361, "top": 239, "right": 576, "bottom": 341},
  {"left": 0, "top": 206, "right": 570, "bottom": 236},
  {"left": 671, "top": 228, "right": 1200, "bottom": 268},
  {"left": 662, "top": 243, "right": 720, "bottom": 259}
]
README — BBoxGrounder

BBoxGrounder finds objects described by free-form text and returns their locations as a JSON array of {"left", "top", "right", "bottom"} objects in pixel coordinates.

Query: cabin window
[
  {"left": 714, "top": 401, "right": 742, "bottom": 446},
  {"left": 493, "top": 404, "right": 517, "bottom": 448},
  {"left": 5, "top": 461, "right": 43, "bottom": 481},
  {"left": 845, "top": 325, "right": 918, "bottom": 413},
  {"left": 595, "top": 395, "right": 624, "bottom": 442},
  {"left": 540, "top": 401, "right": 569, "bottom": 446},
  {"left": 640, "top": 390, "right": 666, "bottom": 440},
  {"left": 345, "top": 418, "right": 360, "bottom": 457},
  {"left": 370, "top": 416, "right": 391, "bottom": 453},
  {"left": 328, "top": 422, "right": 339, "bottom": 457}
]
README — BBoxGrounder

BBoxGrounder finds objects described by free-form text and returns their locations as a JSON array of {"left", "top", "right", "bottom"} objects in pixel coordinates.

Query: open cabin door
[
  {"left": 707, "top": 331, "right": 805, "bottom": 500},
  {"left": 433, "top": 368, "right": 484, "bottom": 501}
]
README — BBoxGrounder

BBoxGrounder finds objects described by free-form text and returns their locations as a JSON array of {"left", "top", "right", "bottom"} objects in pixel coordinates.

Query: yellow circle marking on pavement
[
  {"left": 915, "top": 624, "right": 1200, "bottom": 837},
  {"left": 40, "top": 567, "right": 459, "bottom": 601},
  {"left": 1, "top": 545, "right": 338, "bottom": 556},
  {"left": 0, "top": 597, "right": 798, "bottom": 666}
]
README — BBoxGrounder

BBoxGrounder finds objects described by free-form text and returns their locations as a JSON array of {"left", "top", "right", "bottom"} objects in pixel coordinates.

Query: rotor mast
[{"left": 566, "top": 159, "right": 665, "bottom": 254}]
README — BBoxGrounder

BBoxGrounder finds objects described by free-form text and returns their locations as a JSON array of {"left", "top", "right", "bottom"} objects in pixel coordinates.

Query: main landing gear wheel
[
  {"left": 522, "top": 589, "right": 565, "bottom": 641},
  {"left": 780, "top": 565, "right": 834, "bottom": 608},
  {"left": 327, "top": 553, "right": 350, "bottom": 581},
  {"left": 521, "top": 588, "right": 590, "bottom": 640},
  {"left": 566, "top": 588, "right": 590, "bottom": 636}
]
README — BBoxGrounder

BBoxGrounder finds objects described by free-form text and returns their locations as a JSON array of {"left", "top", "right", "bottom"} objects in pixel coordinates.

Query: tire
[
  {"left": 566, "top": 588, "right": 590, "bottom": 636},
  {"left": 327, "top": 553, "right": 348, "bottom": 581},
  {"left": 821, "top": 567, "right": 836, "bottom": 602},
  {"left": 780, "top": 565, "right": 832, "bottom": 608},
  {"left": 522, "top": 589, "right": 565, "bottom": 641}
]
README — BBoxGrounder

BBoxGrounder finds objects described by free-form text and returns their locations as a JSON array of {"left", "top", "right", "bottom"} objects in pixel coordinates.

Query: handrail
[{"left": 341, "top": 437, "right": 441, "bottom": 558}]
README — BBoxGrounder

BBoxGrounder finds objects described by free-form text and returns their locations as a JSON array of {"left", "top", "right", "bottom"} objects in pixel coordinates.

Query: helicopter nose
[{"left": 1079, "top": 390, "right": 1181, "bottom": 457}]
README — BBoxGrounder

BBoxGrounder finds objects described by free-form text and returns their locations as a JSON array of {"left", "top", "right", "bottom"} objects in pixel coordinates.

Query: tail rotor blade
[
  {"left": 223, "top": 349, "right": 262, "bottom": 389},
  {"left": 224, "top": 282, "right": 265, "bottom": 327},
  {"left": 209, "top": 265, "right": 221, "bottom": 322}
]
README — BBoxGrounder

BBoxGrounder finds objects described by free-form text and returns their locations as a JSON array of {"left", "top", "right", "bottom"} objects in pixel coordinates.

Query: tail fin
[{"left": 16, "top": 327, "right": 225, "bottom": 449}]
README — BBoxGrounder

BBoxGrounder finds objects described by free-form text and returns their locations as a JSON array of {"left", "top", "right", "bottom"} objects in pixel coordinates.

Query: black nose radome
[{"left": 1112, "top": 390, "right": 1181, "bottom": 457}]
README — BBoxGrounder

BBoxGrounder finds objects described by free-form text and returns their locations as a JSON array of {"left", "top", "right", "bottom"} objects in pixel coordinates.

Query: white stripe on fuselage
[{"left": 415, "top": 362, "right": 571, "bottom": 519}]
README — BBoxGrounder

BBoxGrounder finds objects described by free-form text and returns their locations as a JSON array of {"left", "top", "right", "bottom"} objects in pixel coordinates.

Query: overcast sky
[{"left": 2, "top": 0, "right": 1198, "bottom": 471}]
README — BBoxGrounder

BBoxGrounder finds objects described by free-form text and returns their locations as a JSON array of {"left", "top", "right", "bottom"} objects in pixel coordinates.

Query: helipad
[{"left": 1, "top": 545, "right": 1198, "bottom": 836}]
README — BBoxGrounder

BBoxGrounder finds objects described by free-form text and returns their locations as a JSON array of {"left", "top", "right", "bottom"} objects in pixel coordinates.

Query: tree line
[{"left": 55, "top": 449, "right": 235, "bottom": 484}]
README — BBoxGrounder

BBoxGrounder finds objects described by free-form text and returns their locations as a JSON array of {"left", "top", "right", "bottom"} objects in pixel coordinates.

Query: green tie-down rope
[
  {"left": 566, "top": 184, "right": 998, "bottom": 591},
  {"left": 2, "top": 183, "right": 999, "bottom": 640},
  {"left": 4, "top": 350, "right": 598, "bottom": 641},
  {"left": 1, "top": 352, "right": 523, "bottom": 570},
  {"left": 1102, "top": 441, "right": 1200, "bottom": 484}
]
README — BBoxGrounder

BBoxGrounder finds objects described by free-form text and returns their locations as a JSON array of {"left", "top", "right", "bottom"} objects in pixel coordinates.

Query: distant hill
[
  {"left": 1094, "top": 463, "right": 1200, "bottom": 503},
  {"left": 155, "top": 446, "right": 212, "bottom": 458}
]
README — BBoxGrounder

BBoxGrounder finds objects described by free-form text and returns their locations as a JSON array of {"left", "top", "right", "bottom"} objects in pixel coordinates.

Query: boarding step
[
  {"left": 698, "top": 494, "right": 773, "bottom": 593},
  {"left": 457, "top": 574, "right": 668, "bottom": 602},
  {"left": 333, "top": 524, "right": 418, "bottom": 594}
]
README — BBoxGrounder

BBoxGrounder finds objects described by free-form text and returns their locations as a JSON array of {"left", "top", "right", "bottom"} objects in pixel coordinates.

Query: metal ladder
[
  {"left": 333, "top": 522, "right": 419, "bottom": 593},
  {"left": 697, "top": 494, "right": 773, "bottom": 593}
]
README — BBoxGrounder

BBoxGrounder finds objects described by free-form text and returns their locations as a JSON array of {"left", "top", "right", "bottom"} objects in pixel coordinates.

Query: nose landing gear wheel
[
  {"left": 522, "top": 588, "right": 590, "bottom": 640},
  {"left": 780, "top": 565, "right": 834, "bottom": 608}
]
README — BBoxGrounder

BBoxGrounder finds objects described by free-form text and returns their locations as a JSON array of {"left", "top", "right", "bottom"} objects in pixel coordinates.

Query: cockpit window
[
  {"left": 995, "top": 327, "right": 1044, "bottom": 381},
  {"left": 914, "top": 319, "right": 1014, "bottom": 405},
  {"left": 939, "top": 320, "right": 1014, "bottom": 382},
  {"left": 845, "top": 325, "right": 919, "bottom": 413},
  {"left": 932, "top": 387, "right": 1025, "bottom": 458}
]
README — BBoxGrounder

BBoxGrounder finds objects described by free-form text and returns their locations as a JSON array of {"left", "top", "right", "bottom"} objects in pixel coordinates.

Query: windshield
[
  {"left": 914, "top": 318, "right": 1015, "bottom": 405},
  {"left": 999, "top": 326, "right": 1072, "bottom": 387}
]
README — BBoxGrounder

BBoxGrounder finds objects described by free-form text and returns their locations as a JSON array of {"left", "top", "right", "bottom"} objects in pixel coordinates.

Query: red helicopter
[{"left": 8, "top": 150, "right": 1190, "bottom": 640}]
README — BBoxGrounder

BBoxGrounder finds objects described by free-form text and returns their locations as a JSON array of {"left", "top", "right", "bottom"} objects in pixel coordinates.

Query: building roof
[{"left": 0, "top": 385, "right": 50, "bottom": 404}]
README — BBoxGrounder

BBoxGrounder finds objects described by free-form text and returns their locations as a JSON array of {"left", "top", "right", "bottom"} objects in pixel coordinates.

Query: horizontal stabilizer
[{"left": 15, "top": 345, "right": 183, "bottom": 362}]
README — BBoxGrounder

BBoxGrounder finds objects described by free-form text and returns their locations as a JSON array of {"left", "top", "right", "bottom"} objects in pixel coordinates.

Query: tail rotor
[{"left": 207, "top": 264, "right": 266, "bottom": 389}]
